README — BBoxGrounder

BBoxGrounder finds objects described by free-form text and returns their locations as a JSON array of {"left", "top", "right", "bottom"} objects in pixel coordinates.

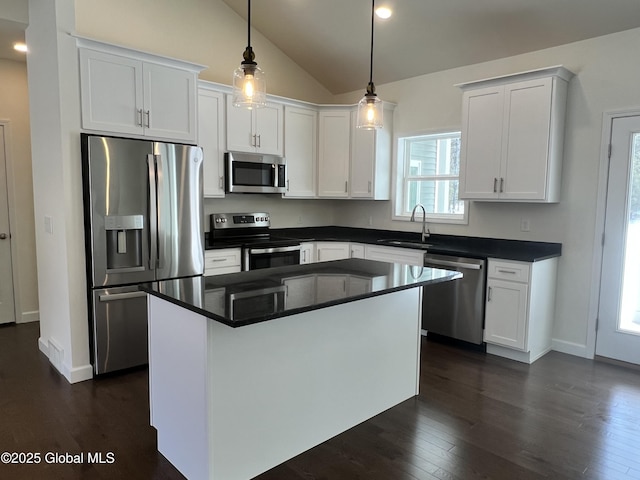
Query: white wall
[
  {"left": 74, "top": 0, "right": 334, "bottom": 104},
  {"left": 27, "top": 0, "right": 91, "bottom": 382},
  {"left": 0, "top": 60, "right": 38, "bottom": 324},
  {"left": 333, "top": 28, "right": 640, "bottom": 357}
]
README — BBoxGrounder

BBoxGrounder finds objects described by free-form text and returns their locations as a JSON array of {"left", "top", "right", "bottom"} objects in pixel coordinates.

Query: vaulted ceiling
[{"left": 221, "top": 0, "right": 640, "bottom": 94}]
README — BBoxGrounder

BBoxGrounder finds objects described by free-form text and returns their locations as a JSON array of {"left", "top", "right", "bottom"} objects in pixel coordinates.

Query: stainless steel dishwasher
[{"left": 422, "top": 253, "right": 486, "bottom": 345}]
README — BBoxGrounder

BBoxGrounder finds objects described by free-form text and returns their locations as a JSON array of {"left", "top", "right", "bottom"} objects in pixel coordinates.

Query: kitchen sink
[{"left": 377, "top": 239, "right": 432, "bottom": 249}]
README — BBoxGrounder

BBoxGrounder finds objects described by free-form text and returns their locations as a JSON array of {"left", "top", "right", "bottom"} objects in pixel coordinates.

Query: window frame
[{"left": 392, "top": 130, "right": 469, "bottom": 225}]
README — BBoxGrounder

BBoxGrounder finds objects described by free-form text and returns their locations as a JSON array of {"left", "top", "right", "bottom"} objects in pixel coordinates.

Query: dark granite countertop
[
  {"left": 206, "top": 226, "right": 561, "bottom": 262},
  {"left": 141, "top": 258, "right": 461, "bottom": 327}
]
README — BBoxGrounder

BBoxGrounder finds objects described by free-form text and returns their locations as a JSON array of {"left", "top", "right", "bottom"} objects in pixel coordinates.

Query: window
[{"left": 395, "top": 131, "right": 467, "bottom": 223}]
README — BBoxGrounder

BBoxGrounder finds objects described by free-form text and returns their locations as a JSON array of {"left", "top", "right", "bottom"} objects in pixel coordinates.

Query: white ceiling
[
  {"left": 4, "top": 1, "right": 640, "bottom": 94},
  {"left": 221, "top": 0, "right": 640, "bottom": 94}
]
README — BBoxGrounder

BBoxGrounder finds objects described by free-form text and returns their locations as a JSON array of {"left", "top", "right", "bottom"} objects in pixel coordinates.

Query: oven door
[{"left": 244, "top": 245, "right": 301, "bottom": 271}]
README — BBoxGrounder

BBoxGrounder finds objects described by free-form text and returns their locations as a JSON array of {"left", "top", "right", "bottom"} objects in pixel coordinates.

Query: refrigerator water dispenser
[{"left": 105, "top": 215, "right": 144, "bottom": 270}]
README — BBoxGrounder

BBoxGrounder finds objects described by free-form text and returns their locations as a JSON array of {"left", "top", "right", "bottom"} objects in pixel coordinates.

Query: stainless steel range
[{"left": 209, "top": 213, "right": 301, "bottom": 271}]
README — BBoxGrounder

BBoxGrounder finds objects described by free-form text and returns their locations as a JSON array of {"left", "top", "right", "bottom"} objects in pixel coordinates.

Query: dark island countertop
[
  {"left": 141, "top": 258, "right": 461, "bottom": 327},
  {"left": 205, "top": 226, "right": 561, "bottom": 262}
]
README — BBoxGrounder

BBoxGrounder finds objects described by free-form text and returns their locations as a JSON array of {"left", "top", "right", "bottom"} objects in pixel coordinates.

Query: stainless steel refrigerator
[{"left": 81, "top": 134, "right": 204, "bottom": 374}]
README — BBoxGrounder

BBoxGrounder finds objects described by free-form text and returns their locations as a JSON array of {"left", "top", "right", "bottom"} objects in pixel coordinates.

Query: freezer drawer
[{"left": 92, "top": 286, "right": 148, "bottom": 374}]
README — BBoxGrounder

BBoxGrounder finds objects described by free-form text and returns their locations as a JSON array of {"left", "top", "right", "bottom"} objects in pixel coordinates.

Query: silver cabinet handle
[
  {"left": 219, "top": 176, "right": 224, "bottom": 189},
  {"left": 497, "top": 269, "right": 517, "bottom": 274},
  {"left": 99, "top": 291, "right": 147, "bottom": 302},
  {"left": 0, "top": 233, "right": 7, "bottom": 240},
  {"left": 500, "top": 178, "right": 504, "bottom": 193},
  {"left": 345, "top": 181, "right": 348, "bottom": 193},
  {"left": 487, "top": 286, "right": 492, "bottom": 301},
  {"left": 257, "top": 134, "right": 261, "bottom": 148},
  {"left": 368, "top": 180, "right": 372, "bottom": 193},
  {"left": 144, "top": 110, "right": 150, "bottom": 128},
  {"left": 493, "top": 178, "right": 497, "bottom": 193},
  {"left": 137, "top": 109, "right": 143, "bottom": 126},
  {"left": 287, "top": 179, "right": 290, "bottom": 192}
]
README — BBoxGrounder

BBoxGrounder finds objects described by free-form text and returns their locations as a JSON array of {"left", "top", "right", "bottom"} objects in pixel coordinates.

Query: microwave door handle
[
  {"left": 272, "top": 164, "right": 277, "bottom": 187},
  {"left": 147, "top": 154, "right": 157, "bottom": 270}
]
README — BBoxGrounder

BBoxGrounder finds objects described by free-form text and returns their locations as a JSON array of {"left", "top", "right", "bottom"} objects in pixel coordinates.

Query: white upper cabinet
[
  {"left": 458, "top": 66, "right": 573, "bottom": 203},
  {"left": 318, "top": 105, "right": 394, "bottom": 199},
  {"left": 226, "top": 97, "right": 284, "bottom": 155},
  {"left": 350, "top": 108, "right": 393, "bottom": 199},
  {"left": 78, "top": 39, "right": 204, "bottom": 143},
  {"left": 283, "top": 105, "right": 317, "bottom": 198},
  {"left": 198, "top": 86, "right": 225, "bottom": 198},
  {"left": 317, "top": 109, "right": 351, "bottom": 198}
]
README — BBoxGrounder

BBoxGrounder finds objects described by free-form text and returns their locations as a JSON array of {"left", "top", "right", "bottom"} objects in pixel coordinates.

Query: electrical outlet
[{"left": 520, "top": 218, "right": 531, "bottom": 232}]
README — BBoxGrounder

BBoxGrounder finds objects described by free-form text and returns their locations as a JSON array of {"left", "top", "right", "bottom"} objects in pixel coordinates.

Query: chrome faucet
[{"left": 410, "top": 203, "right": 430, "bottom": 242}]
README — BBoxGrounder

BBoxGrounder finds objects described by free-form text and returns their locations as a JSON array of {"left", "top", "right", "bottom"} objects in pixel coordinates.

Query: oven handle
[{"left": 247, "top": 245, "right": 301, "bottom": 255}]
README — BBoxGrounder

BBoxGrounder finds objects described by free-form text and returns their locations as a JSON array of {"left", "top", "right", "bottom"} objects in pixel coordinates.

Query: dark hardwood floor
[{"left": 2, "top": 322, "right": 640, "bottom": 480}]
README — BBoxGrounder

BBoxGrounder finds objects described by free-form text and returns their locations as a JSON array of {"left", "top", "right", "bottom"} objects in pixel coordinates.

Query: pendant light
[
  {"left": 232, "top": 0, "right": 266, "bottom": 109},
  {"left": 356, "top": 0, "right": 383, "bottom": 129}
]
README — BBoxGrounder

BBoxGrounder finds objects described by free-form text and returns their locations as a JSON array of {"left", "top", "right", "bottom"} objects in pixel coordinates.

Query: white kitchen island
[{"left": 143, "top": 259, "right": 460, "bottom": 480}]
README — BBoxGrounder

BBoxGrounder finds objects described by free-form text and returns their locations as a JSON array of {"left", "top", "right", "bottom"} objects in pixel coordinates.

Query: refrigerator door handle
[
  {"left": 147, "top": 154, "right": 158, "bottom": 270},
  {"left": 154, "top": 153, "right": 164, "bottom": 270}
]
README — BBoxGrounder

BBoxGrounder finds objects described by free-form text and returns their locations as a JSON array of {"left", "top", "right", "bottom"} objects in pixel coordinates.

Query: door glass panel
[{"left": 620, "top": 133, "right": 640, "bottom": 334}]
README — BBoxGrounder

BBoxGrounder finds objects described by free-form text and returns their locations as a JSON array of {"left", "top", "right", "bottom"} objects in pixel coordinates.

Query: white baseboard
[
  {"left": 18, "top": 310, "right": 39, "bottom": 324},
  {"left": 37, "top": 336, "right": 94, "bottom": 384},
  {"left": 551, "top": 338, "right": 592, "bottom": 359}
]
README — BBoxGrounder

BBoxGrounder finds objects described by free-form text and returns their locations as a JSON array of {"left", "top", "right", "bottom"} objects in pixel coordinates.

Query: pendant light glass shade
[
  {"left": 232, "top": 0, "right": 266, "bottom": 109},
  {"left": 356, "top": 83, "right": 383, "bottom": 129},
  {"left": 356, "top": 0, "right": 383, "bottom": 129}
]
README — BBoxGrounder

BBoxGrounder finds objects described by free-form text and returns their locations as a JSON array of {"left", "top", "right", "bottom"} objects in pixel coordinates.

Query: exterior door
[
  {"left": 0, "top": 124, "right": 15, "bottom": 324},
  {"left": 596, "top": 115, "right": 640, "bottom": 364}
]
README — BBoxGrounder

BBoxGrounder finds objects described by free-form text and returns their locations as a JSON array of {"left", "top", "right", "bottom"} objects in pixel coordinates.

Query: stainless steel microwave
[{"left": 225, "top": 151, "right": 286, "bottom": 194}]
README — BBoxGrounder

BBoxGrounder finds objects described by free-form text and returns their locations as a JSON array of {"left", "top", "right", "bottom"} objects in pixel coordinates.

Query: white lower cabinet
[
  {"left": 315, "top": 242, "right": 350, "bottom": 262},
  {"left": 350, "top": 243, "right": 366, "bottom": 259},
  {"left": 204, "top": 248, "right": 242, "bottom": 276},
  {"left": 299, "top": 242, "right": 316, "bottom": 264},
  {"left": 364, "top": 245, "right": 424, "bottom": 266},
  {"left": 484, "top": 258, "right": 558, "bottom": 363}
]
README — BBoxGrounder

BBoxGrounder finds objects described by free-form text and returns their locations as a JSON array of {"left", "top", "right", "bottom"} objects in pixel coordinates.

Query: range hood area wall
[{"left": 203, "top": 197, "right": 338, "bottom": 229}]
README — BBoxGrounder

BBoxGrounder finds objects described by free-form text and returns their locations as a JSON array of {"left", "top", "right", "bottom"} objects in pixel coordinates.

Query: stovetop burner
[{"left": 209, "top": 212, "right": 300, "bottom": 249}]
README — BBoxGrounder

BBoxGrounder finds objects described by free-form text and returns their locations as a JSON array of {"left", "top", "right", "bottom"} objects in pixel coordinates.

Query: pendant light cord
[
  {"left": 369, "top": 0, "right": 374, "bottom": 85},
  {"left": 247, "top": 0, "right": 252, "bottom": 48}
]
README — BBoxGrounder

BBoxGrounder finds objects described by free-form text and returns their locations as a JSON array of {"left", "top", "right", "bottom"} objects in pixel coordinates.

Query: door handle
[
  {"left": 99, "top": 291, "right": 147, "bottom": 302},
  {"left": 0, "top": 233, "right": 7, "bottom": 240},
  {"left": 487, "top": 286, "right": 492, "bottom": 301},
  {"left": 493, "top": 178, "right": 497, "bottom": 193}
]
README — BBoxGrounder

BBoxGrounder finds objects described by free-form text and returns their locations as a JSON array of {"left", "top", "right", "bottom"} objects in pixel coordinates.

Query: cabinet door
[
  {"left": 198, "top": 89, "right": 225, "bottom": 198},
  {"left": 284, "top": 106, "right": 317, "bottom": 198},
  {"left": 79, "top": 49, "right": 144, "bottom": 136},
  {"left": 350, "top": 113, "right": 376, "bottom": 198},
  {"left": 254, "top": 103, "right": 284, "bottom": 155},
  {"left": 484, "top": 278, "right": 529, "bottom": 350},
  {"left": 143, "top": 62, "right": 197, "bottom": 142},
  {"left": 500, "top": 78, "right": 553, "bottom": 200},
  {"left": 318, "top": 110, "right": 351, "bottom": 197},
  {"left": 350, "top": 243, "right": 366, "bottom": 259},
  {"left": 226, "top": 97, "right": 255, "bottom": 152},
  {"left": 284, "top": 275, "right": 316, "bottom": 309},
  {"left": 315, "top": 242, "right": 350, "bottom": 262},
  {"left": 459, "top": 86, "right": 503, "bottom": 199},
  {"left": 316, "top": 275, "right": 348, "bottom": 303},
  {"left": 299, "top": 243, "right": 316, "bottom": 264}
]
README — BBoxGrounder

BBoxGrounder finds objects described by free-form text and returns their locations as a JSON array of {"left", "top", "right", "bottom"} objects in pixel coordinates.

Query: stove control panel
[{"left": 211, "top": 212, "right": 270, "bottom": 230}]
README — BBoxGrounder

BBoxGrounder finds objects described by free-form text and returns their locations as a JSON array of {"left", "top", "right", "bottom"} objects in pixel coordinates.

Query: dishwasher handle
[{"left": 424, "top": 257, "right": 483, "bottom": 270}]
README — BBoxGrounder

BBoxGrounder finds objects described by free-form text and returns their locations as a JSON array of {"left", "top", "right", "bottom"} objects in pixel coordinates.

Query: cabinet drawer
[
  {"left": 487, "top": 259, "right": 530, "bottom": 282},
  {"left": 204, "top": 248, "right": 242, "bottom": 276}
]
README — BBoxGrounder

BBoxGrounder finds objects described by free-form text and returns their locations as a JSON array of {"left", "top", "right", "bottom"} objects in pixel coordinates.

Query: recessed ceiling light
[
  {"left": 13, "top": 43, "right": 28, "bottom": 53},
  {"left": 375, "top": 7, "right": 392, "bottom": 19}
]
